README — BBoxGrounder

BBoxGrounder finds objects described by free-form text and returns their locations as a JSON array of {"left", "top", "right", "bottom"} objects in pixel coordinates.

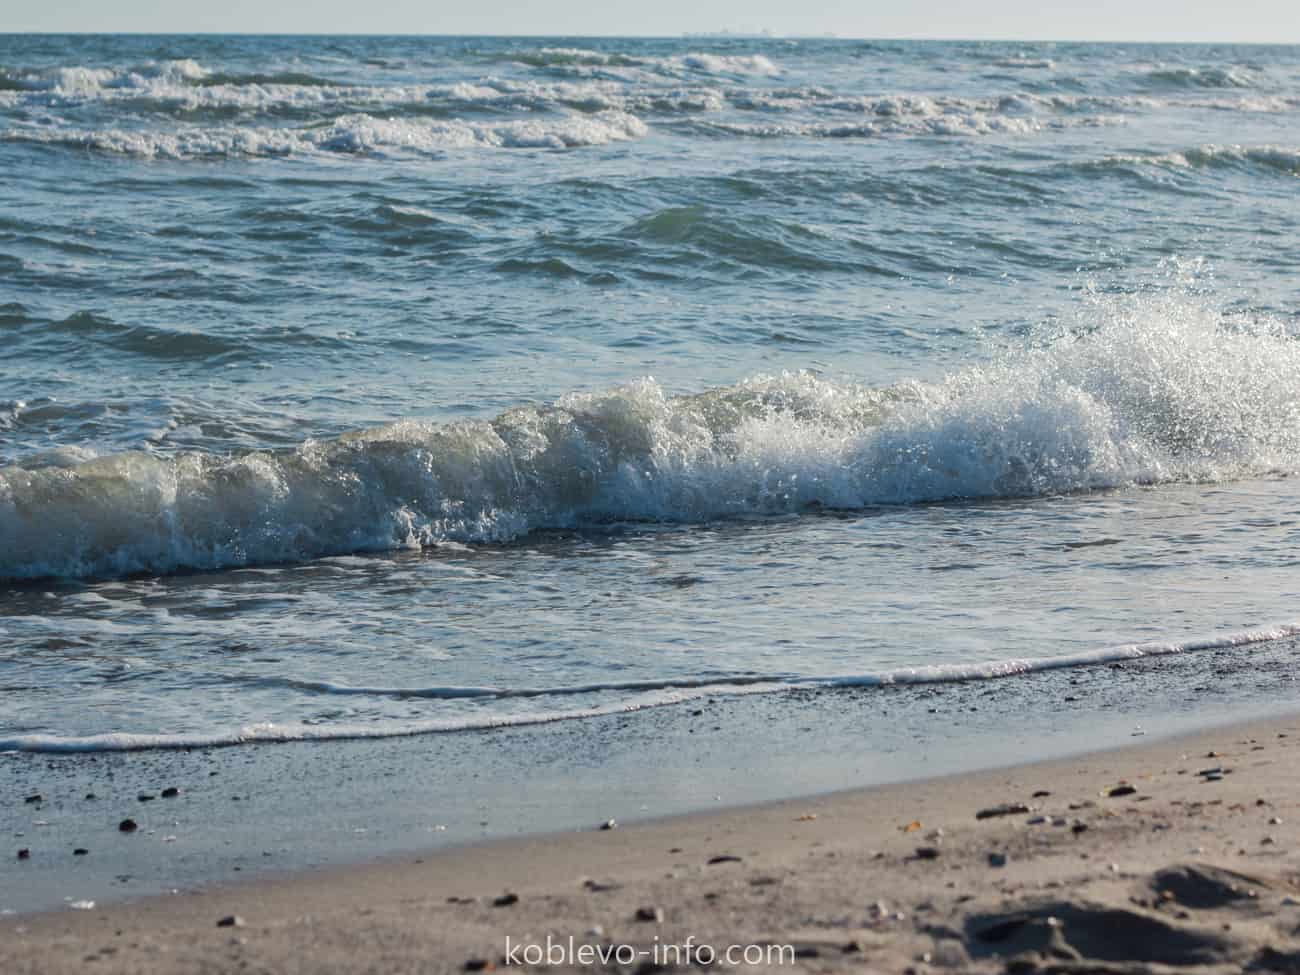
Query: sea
[{"left": 2, "top": 34, "right": 1300, "bottom": 757}]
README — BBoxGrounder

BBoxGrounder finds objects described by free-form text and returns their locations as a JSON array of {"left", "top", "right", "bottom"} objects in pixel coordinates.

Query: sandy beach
[{"left": 6, "top": 712, "right": 1300, "bottom": 974}]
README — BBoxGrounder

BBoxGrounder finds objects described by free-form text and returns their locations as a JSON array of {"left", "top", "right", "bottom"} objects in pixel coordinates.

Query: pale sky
[{"left": 1, "top": 0, "right": 1297, "bottom": 43}]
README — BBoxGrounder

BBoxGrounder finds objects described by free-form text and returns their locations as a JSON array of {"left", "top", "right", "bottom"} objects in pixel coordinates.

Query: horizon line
[{"left": 1, "top": 30, "right": 1298, "bottom": 46}]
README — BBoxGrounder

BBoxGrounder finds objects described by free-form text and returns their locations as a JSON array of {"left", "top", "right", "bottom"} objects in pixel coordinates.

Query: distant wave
[
  {"left": 991, "top": 57, "right": 1056, "bottom": 70},
  {"left": 3, "top": 53, "right": 1296, "bottom": 130},
  {"left": 0, "top": 110, "right": 649, "bottom": 158},
  {"left": 195, "top": 70, "right": 341, "bottom": 88},
  {"left": 1139, "top": 65, "right": 1258, "bottom": 90},
  {"left": 0, "top": 58, "right": 207, "bottom": 94},
  {"left": 1086, "top": 144, "right": 1300, "bottom": 177},
  {"left": 4, "top": 289, "right": 1300, "bottom": 580},
  {"left": 678, "top": 111, "right": 1123, "bottom": 139},
  {"left": 501, "top": 47, "right": 782, "bottom": 78},
  {"left": 4, "top": 621, "right": 1297, "bottom": 752},
  {"left": 1, "top": 97, "right": 1142, "bottom": 158}
]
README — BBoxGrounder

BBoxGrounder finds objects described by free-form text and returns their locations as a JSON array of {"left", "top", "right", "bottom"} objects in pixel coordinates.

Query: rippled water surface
[{"left": 2, "top": 35, "right": 1300, "bottom": 749}]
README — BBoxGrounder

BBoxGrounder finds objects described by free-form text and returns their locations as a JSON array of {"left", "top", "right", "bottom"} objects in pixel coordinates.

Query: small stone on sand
[
  {"left": 118, "top": 819, "right": 138, "bottom": 833},
  {"left": 492, "top": 893, "right": 519, "bottom": 907},
  {"left": 216, "top": 915, "right": 244, "bottom": 928},
  {"left": 634, "top": 906, "right": 663, "bottom": 923},
  {"left": 976, "top": 803, "right": 1031, "bottom": 820}
]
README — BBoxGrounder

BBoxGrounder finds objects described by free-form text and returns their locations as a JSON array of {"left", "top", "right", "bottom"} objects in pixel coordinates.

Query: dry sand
[{"left": 5, "top": 714, "right": 1300, "bottom": 974}]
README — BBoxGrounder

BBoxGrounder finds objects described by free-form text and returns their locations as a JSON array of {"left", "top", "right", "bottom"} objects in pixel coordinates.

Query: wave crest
[
  {"left": 3, "top": 291, "right": 1299, "bottom": 580},
  {"left": 1, "top": 110, "right": 649, "bottom": 158}
]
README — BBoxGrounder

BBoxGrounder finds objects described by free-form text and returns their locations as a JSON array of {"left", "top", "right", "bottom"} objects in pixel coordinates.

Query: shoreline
[
  {"left": 6, "top": 710, "right": 1300, "bottom": 972},
  {"left": 5, "top": 631, "right": 1300, "bottom": 919}
]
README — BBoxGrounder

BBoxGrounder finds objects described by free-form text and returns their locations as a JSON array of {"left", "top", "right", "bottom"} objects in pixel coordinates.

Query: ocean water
[{"left": 3, "top": 34, "right": 1300, "bottom": 753}]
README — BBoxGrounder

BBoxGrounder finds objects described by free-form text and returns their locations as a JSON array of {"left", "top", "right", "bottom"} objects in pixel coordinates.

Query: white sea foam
[
  {"left": 4, "top": 622, "right": 1296, "bottom": 753},
  {"left": 1, "top": 59, "right": 208, "bottom": 95},
  {"left": 0, "top": 110, "right": 649, "bottom": 158},
  {"left": 3, "top": 289, "right": 1300, "bottom": 581},
  {"left": 1140, "top": 65, "right": 1258, "bottom": 89},
  {"left": 4, "top": 57, "right": 1295, "bottom": 129},
  {"left": 688, "top": 111, "right": 1122, "bottom": 139},
  {"left": 1093, "top": 144, "right": 1300, "bottom": 176},
  {"left": 672, "top": 53, "right": 780, "bottom": 76}
]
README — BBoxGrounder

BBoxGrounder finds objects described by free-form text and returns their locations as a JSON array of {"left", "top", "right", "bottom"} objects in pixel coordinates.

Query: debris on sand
[{"left": 976, "top": 803, "right": 1031, "bottom": 820}]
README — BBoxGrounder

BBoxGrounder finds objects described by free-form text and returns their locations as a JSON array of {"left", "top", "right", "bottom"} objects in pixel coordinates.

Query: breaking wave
[
  {"left": 0, "top": 111, "right": 649, "bottom": 157},
  {"left": 3, "top": 289, "right": 1300, "bottom": 580},
  {"left": 1139, "top": 65, "right": 1258, "bottom": 89},
  {"left": 0, "top": 58, "right": 207, "bottom": 94},
  {"left": 680, "top": 111, "right": 1122, "bottom": 139},
  {"left": 1087, "top": 144, "right": 1300, "bottom": 177}
]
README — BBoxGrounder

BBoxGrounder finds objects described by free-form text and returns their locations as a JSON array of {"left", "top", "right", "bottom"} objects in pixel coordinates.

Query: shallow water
[{"left": 2, "top": 35, "right": 1300, "bottom": 750}]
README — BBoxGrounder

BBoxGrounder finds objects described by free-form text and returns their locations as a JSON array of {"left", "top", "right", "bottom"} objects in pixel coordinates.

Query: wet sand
[{"left": 5, "top": 713, "right": 1300, "bottom": 974}]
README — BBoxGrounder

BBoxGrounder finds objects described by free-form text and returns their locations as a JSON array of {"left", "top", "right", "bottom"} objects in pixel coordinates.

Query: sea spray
[{"left": 4, "top": 289, "right": 1299, "bottom": 580}]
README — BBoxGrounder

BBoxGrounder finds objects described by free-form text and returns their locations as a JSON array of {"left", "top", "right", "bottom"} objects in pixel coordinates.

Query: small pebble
[
  {"left": 987, "top": 852, "right": 1008, "bottom": 868},
  {"left": 634, "top": 906, "right": 663, "bottom": 923},
  {"left": 216, "top": 915, "right": 244, "bottom": 928},
  {"left": 118, "top": 819, "right": 138, "bottom": 833},
  {"left": 598, "top": 819, "right": 616, "bottom": 831},
  {"left": 913, "top": 847, "right": 941, "bottom": 860},
  {"left": 161, "top": 788, "right": 180, "bottom": 799},
  {"left": 975, "top": 803, "right": 1030, "bottom": 820},
  {"left": 17, "top": 848, "right": 30, "bottom": 860},
  {"left": 74, "top": 848, "right": 88, "bottom": 856},
  {"left": 492, "top": 893, "right": 519, "bottom": 907},
  {"left": 23, "top": 794, "right": 43, "bottom": 805}
]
